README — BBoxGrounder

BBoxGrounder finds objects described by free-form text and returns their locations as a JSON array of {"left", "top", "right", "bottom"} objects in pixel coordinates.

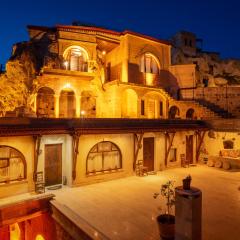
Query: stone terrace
[{"left": 51, "top": 166, "right": 240, "bottom": 240}]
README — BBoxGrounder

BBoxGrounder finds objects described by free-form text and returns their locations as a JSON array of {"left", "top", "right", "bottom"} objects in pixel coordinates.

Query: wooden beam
[
  {"left": 133, "top": 133, "right": 144, "bottom": 170},
  {"left": 164, "top": 132, "right": 176, "bottom": 167},
  {"left": 33, "top": 135, "right": 42, "bottom": 182},
  {"left": 72, "top": 132, "right": 81, "bottom": 180},
  {"left": 195, "top": 130, "right": 206, "bottom": 162}
]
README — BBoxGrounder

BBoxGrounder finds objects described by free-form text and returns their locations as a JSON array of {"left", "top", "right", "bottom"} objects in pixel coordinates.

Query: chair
[
  {"left": 136, "top": 160, "right": 148, "bottom": 176},
  {"left": 34, "top": 171, "right": 45, "bottom": 194},
  {"left": 181, "top": 154, "right": 189, "bottom": 168}
]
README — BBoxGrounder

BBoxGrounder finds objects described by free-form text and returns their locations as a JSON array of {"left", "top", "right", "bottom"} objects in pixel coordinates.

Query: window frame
[
  {"left": 0, "top": 145, "right": 27, "bottom": 184},
  {"left": 86, "top": 141, "right": 122, "bottom": 175},
  {"left": 140, "top": 53, "right": 160, "bottom": 74}
]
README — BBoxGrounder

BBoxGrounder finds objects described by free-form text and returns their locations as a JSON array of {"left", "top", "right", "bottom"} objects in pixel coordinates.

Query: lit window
[
  {"left": 140, "top": 53, "right": 159, "bottom": 74},
  {"left": 63, "top": 46, "right": 88, "bottom": 72},
  {"left": 0, "top": 146, "right": 26, "bottom": 183},
  {"left": 86, "top": 141, "right": 122, "bottom": 174}
]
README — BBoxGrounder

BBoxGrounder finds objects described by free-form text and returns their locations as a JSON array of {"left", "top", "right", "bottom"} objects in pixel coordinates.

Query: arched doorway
[
  {"left": 143, "top": 91, "right": 165, "bottom": 119},
  {"left": 37, "top": 87, "right": 55, "bottom": 118},
  {"left": 186, "top": 108, "right": 195, "bottom": 119},
  {"left": 168, "top": 106, "right": 180, "bottom": 119},
  {"left": 81, "top": 91, "right": 96, "bottom": 117},
  {"left": 121, "top": 89, "right": 138, "bottom": 117},
  {"left": 59, "top": 90, "right": 76, "bottom": 118}
]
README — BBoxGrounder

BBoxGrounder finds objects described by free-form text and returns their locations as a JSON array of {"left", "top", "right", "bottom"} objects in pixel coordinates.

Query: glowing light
[
  {"left": 35, "top": 235, "right": 45, "bottom": 240},
  {"left": 102, "top": 50, "right": 106, "bottom": 55},
  {"left": 81, "top": 110, "right": 86, "bottom": 116},
  {"left": 64, "top": 61, "right": 68, "bottom": 69},
  {"left": 63, "top": 83, "right": 71, "bottom": 89},
  {"left": 145, "top": 73, "right": 155, "bottom": 86},
  {"left": 10, "top": 223, "right": 20, "bottom": 240}
]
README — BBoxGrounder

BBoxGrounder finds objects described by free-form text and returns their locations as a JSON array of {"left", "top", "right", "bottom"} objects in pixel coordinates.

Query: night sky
[{"left": 1, "top": 0, "right": 240, "bottom": 65}]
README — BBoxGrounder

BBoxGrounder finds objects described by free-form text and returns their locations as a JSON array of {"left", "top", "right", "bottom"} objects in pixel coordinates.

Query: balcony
[{"left": 42, "top": 59, "right": 95, "bottom": 80}]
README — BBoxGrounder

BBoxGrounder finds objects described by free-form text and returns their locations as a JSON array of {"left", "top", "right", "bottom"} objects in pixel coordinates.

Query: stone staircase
[
  {"left": 195, "top": 99, "right": 235, "bottom": 118},
  {"left": 159, "top": 88, "right": 222, "bottom": 120}
]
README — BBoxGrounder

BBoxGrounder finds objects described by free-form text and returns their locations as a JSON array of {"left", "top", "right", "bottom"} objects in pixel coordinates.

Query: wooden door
[
  {"left": 186, "top": 135, "right": 193, "bottom": 164},
  {"left": 45, "top": 144, "right": 62, "bottom": 186},
  {"left": 143, "top": 137, "right": 154, "bottom": 171}
]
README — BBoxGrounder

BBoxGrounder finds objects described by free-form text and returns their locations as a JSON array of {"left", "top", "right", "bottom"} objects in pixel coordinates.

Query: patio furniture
[
  {"left": 135, "top": 160, "right": 148, "bottom": 176},
  {"left": 34, "top": 171, "right": 45, "bottom": 194},
  {"left": 181, "top": 154, "right": 189, "bottom": 168}
]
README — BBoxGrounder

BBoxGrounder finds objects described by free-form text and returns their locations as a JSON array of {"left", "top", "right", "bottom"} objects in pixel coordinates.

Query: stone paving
[{"left": 52, "top": 166, "right": 240, "bottom": 240}]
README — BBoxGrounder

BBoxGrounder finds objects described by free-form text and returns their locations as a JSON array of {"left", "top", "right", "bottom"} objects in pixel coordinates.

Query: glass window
[
  {"left": 64, "top": 47, "right": 88, "bottom": 72},
  {"left": 140, "top": 53, "right": 159, "bottom": 74},
  {"left": 0, "top": 146, "right": 26, "bottom": 183},
  {"left": 86, "top": 141, "right": 122, "bottom": 174},
  {"left": 141, "top": 100, "right": 145, "bottom": 116}
]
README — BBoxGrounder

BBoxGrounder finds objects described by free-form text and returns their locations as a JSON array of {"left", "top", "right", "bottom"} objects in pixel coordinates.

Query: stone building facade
[{"left": 0, "top": 24, "right": 237, "bottom": 199}]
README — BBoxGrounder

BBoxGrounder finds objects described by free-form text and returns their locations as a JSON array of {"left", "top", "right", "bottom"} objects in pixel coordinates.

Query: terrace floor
[{"left": 51, "top": 165, "right": 240, "bottom": 240}]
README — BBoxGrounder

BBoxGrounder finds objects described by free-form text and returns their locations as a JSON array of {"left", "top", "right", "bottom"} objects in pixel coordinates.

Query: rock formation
[{"left": 171, "top": 32, "right": 240, "bottom": 86}]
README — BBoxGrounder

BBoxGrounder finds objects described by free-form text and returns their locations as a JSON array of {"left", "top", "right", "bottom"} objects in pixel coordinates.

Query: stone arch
[
  {"left": 81, "top": 91, "right": 96, "bottom": 117},
  {"left": 140, "top": 52, "right": 160, "bottom": 74},
  {"left": 136, "top": 44, "right": 162, "bottom": 66},
  {"left": 37, "top": 87, "right": 55, "bottom": 118},
  {"left": 121, "top": 88, "right": 138, "bottom": 118},
  {"left": 142, "top": 91, "right": 165, "bottom": 118},
  {"left": 63, "top": 45, "right": 89, "bottom": 72},
  {"left": 59, "top": 89, "right": 76, "bottom": 118},
  {"left": 186, "top": 108, "right": 195, "bottom": 119},
  {"left": 168, "top": 105, "right": 180, "bottom": 119}
]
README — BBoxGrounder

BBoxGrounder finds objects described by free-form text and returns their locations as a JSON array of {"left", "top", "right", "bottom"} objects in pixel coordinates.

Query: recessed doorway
[{"left": 45, "top": 144, "right": 62, "bottom": 186}]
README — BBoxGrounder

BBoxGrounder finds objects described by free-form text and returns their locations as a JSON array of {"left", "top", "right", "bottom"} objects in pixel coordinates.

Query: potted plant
[
  {"left": 153, "top": 180, "right": 175, "bottom": 239},
  {"left": 182, "top": 175, "right": 192, "bottom": 190}
]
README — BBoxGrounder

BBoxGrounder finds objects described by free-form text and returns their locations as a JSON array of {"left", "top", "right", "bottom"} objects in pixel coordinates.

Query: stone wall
[{"left": 180, "top": 86, "right": 240, "bottom": 117}]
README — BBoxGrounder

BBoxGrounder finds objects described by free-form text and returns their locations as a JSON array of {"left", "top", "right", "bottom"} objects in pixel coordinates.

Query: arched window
[
  {"left": 63, "top": 46, "right": 88, "bottom": 72},
  {"left": 140, "top": 53, "right": 160, "bottom": 74},
  {"left": 86, "top": 141, "right": 122, "bottom": 174},
  {"left": 186, "top": 108, "right": 195, "bottom": 119},
  {"left": 168, "top": 106, "right": 180, "bottom": 119},
  {"left": 0, "top": 146, "right": 26, "bottom": 183}
]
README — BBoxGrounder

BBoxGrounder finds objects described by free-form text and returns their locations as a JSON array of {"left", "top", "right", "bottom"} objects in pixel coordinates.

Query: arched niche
[
  {"left": 37, "top": 87, "right": 55, "bottom": 118},
  {"left": 59, "top": 89, "right": 76, "bottom": 118}
]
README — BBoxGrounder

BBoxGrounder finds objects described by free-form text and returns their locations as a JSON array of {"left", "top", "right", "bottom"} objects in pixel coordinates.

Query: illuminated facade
[
  {"left": 0, "top": 24, "right": 236, "bottom": 198},
  {"left": 0, "top": 24, "right": 240, "bottom": 240}
]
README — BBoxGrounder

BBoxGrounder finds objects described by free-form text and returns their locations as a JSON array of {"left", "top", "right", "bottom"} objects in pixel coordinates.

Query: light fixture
[
  {"left": 64, "top": 61, "right": 68, "bottom": 69},
  {"left": 64, "top": 83, "right": 71, "bottom": 89},
  {"left": 102, "top": 50, "right": 106, "bottom": 55},
  {"left": 81, "top": 110, "right": 86, "bottom": 116}
]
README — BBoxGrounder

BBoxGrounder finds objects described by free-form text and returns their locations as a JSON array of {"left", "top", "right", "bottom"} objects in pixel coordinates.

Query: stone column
[
  {"left": 54, "top": 94, "right": 60, "bottom": 118},
  {"left": 33, "top": 94, "right": 37, "bottom": 113},
  {"left": 175, "top": 186, "right": 202, "bottom": 240},
  {"left": 121, "top": 36, "right": 129, "bottom": 83}
]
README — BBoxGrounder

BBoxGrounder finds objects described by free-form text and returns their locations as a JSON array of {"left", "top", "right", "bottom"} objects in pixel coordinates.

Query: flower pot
[
  {"left": 182, "top": 178, "right": 191, "bottom": 190},
  {"left": 156, "top": 214, "right": 175, "bottom": 239}
]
